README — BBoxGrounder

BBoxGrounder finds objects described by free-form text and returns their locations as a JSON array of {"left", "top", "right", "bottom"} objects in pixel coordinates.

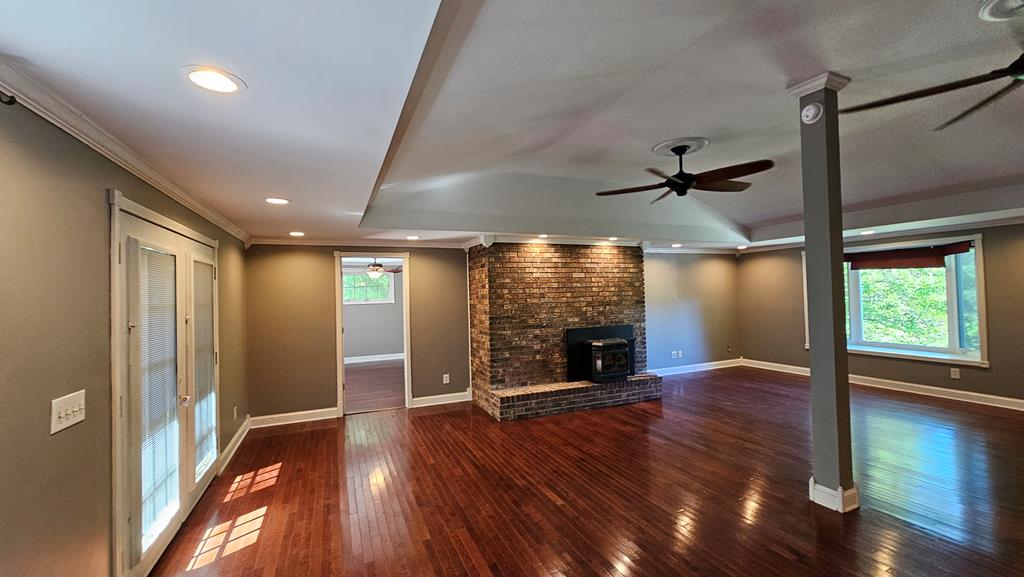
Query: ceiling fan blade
[
  {"left": 840, "top": 69, "right": 1010, "bottom": 114},
  {"left": 935, "top": 79, "right": 1022, "bottom": 131},
  {"left": 693, "top": 180, "right": 751, "bottom": 192},
  {"left": 645, "top": 167, "right": 686, "bottom": 186},
  {"left": 649, "top": 189, "right": 674, "bottom": 204},
  {"left": 595, "top": 183, "right": 666, "bottom": 196},
  {"left": 694, "top": 160, "right": 774, "bottom": 184}
]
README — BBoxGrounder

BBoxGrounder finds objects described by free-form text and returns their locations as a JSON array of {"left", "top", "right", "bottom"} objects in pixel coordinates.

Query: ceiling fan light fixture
[
  {"left": 978, "top": 0, "right": 1024, "bottom": 21},
  {"left": 366, "top": 261, "right": 385, "bottom": 279}
]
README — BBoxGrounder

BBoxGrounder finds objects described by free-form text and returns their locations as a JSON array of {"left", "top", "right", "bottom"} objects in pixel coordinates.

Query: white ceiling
[
  {"left": 371, "top": 0, "right": 1024, "bottom": 246},
  {"left": 1, "top": 1, "right": 1023, "bottom": 248},
  {"left": 0, "top": 0, "right": 451, "bottom": 242}
]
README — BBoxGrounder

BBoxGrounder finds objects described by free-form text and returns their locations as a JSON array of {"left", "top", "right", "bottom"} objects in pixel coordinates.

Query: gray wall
[
  {"left": 738, "top": 224, "right": 1024, "bottom": 399},
  {"left": 0, "top": 104, "right": 247, "bottom": 576},
  {"left": 644, "top": 253, "right": 740, "bottom": 369},
  {"left": 343, "top": 268, "right": 405, "bottom": 358},
  {"left": 246, "top": 244, "right": 470, "bottom": 415}
]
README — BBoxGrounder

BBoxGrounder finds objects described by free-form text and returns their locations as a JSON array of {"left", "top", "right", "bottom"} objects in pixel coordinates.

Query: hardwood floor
[
  {"left": 150, "top": 367, "right": 1024, "bottom": 576},
  {"left": 343, "top": 359, "right": 405, "bottom": 414}
]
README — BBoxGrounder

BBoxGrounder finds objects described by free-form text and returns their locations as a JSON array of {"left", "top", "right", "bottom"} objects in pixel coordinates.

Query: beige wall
[
  {"left": 246, "top": 244, "right": 470, "bottom": 415},
  {"left": 738, "top": 224, "right": 1024, "bottom": 399},
  {"left": 645, "top": 253, "right": 740, "bottom": 369},
  {"left": 0, "top": 104, "right": 247, "bottom": 576}
]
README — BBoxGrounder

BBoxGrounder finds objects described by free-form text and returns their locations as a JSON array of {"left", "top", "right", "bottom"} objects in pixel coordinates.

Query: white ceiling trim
[
  {"left": 249, "top": 237, "right": 466, "bottom": 250},
  {"left": 461, "top": 234, "right": 645, "bottom": 251},
  {"left": 644, "top": 247, "right": 737, "bottom": 255},
  {"left": 0, "top": 57, "right": 249, "bottom": 243},
  {"left": 741, "top": 207, "right": 1024, "bottom": 253}
]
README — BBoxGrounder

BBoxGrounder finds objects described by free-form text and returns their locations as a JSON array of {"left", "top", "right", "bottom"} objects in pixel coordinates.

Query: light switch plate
[
  {"left": 51, "top": 389, "right": 86, "bottom": 435},
  {"left": 442, "top": 373, "right": 451, "bottom": 385},
  {"left": 950, "top": 368, "right": 961, "bottom": 380}
]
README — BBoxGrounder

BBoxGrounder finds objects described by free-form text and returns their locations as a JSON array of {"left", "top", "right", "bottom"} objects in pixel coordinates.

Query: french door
[{"left": 114, "top": 209, "right": 218, "bottom": 577}]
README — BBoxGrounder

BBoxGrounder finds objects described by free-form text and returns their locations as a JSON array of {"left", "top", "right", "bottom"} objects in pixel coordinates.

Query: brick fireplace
[{"left": 469, "top": 242, "right": 662, "bottom": 420}]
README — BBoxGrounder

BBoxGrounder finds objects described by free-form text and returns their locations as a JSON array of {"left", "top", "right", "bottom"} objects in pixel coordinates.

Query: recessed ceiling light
[
  {"left": 289, "top": 231, "right": 305, "bottom": 237},
  {"left": 737, "top": 245, "right": 749, "bottom": 250},
  {"left": 978, "top": 0, "right": 1024, "bottom": 21},
  {"left": 860, "top": 230, "right": 876, "bottom": 236},
  {"left": 538, "top": 234, "right": 549, "bottom": 238},
  {"left": 264, "top": 197, "right": 290, "bottom": 205},
  {"left": 406, "top": 235, "right": 420, "bottom": 240},
  {"left": 671, "top": 243, "right": 683, "bottom": 248},
  {"left": 182, "top": 65, "right": 246, "bottom": 93},
  {"left": 608, "top": 237, "right": 619, "bottom": 241}
]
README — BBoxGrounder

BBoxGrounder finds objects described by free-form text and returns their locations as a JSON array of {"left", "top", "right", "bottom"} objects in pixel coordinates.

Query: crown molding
[
  {"left": 787, "top": 71, "right": 851, "bottom": 97},
  {"left": 0, "top": 57, "right": 249, "bottom": 243}
]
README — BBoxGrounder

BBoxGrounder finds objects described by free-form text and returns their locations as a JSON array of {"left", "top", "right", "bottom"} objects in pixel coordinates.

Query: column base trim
[{"left": 809, "top": 476, "right": 860, "bottom": 512}]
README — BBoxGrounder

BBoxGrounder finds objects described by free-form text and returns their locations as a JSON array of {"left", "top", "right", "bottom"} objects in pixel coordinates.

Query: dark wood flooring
[
  {"left": 150, "top": 367, "right": 1024, "bottom": 576},
  {"left": 343, "top": 359, "right": 405, "bottom": 414}
]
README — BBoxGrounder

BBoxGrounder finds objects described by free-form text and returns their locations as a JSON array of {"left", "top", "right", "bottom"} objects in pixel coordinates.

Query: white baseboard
[
  {"left": 249, "top": 407, "right": 339, "bottom": 429},
  {"left": 739, "top": 357, "right": 1023, "bottom": 412},
  {"left": 809, "top": 477, "right": 860, "bottom": 512},
  {"left": 651, "top": 358, "right": 742, "bottom": 376},
  {"left": 217, "top": 416, "right": 251, "bottom": 475},
  {"left": 344, "top": 353, "right": 405, "bottom": 364},
  {"left": 739, "top": 358, "right": 811, "bottom": 376},
  {"left": 409, "top": 390, "right": 472, "bottom": 408},
  {"left": 850, "top": 373, "right": 1024, "bottom": 412}
]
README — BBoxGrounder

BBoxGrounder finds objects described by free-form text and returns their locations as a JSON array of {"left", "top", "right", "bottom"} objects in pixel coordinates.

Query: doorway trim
[{"left": 334, "top": 251, "right": 412, "bottom": 414}]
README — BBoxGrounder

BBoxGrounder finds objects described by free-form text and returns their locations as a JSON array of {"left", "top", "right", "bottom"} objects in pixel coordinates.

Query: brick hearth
[{"left": 468, "top": 242, "right": 661, "bottom": 420}]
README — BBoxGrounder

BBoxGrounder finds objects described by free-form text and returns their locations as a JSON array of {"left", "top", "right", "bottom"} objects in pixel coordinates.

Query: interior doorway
[{"left": 334, "top": 253, "right": 411, "bottom": 415}]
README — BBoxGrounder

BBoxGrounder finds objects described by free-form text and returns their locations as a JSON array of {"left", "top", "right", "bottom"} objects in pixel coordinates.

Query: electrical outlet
[
  {"left": 442, "top": 373, "right": 450, "bottom": 385},
  {"left": 670, "top": 351, "right": 678, "bottom": 359},
  {"left": 950, "top": 368, "right": 961, "bottom": 380},
  {"left": 677, "top": 350, "right": 684, "bottom": 360},
  {"left": 51, "top": 389, "right": 86, "bottom": 435},
  {"left": 727, "top": 345, "right": 733, "bottom": 353}
]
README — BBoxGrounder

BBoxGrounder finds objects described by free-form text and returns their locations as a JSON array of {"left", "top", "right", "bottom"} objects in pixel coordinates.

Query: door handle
[{"left": 179, "top": 395, "right": 193, "bottom": 406}]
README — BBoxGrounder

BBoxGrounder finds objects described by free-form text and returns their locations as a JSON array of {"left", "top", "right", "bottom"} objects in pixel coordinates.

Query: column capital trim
[{"left": 787, "top": 72, "right": 852, "bottom": 97}]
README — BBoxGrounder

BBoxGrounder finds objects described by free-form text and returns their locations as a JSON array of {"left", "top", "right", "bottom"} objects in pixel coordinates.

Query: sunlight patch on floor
[{"left": 187, "top": 506, "right": 267, "bottom": 571}]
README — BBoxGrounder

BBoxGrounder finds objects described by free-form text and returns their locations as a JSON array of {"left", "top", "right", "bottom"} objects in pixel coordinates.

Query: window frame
[
  {"left": 341, "top": 268, "right": 396, "bottom": 305},
  {"left": 802, "top": 233, "right": 988, "bottom": 367}
]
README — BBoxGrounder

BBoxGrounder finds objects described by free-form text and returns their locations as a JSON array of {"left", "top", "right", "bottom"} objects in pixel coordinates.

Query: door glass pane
[
  {"left": 138, "top": 247, "right": 180, "bottom": 552},
  {"left": 193, "top": 261, "right": 217, "bottom": 480}
]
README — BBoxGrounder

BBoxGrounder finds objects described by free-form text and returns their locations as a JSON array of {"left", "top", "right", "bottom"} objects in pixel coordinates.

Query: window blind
[
  {"left": 192, "top": 261, "right": 217, "bottom": 480},
  {"left": 138, "top": 247, "right": 180, "bottom": 551}
]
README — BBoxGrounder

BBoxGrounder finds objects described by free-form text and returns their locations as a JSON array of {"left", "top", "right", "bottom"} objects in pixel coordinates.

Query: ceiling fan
[
  {"left": 366, "top": 258, "right": 402, "bottom": 279},
  {"left": 841, "top": 52, "right": 1024, "bottom": 131},
  {"left": 595, "top": 138, "right": 775, "bottom": 204}
]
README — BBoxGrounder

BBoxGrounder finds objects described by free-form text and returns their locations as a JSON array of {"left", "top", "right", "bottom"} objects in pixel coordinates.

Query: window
[
  {"left": 342, "top": 271, "right": 395, "bottom": 304},
  {"left": 803, "top": 235, "right": 988, "bottom": 366}
]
